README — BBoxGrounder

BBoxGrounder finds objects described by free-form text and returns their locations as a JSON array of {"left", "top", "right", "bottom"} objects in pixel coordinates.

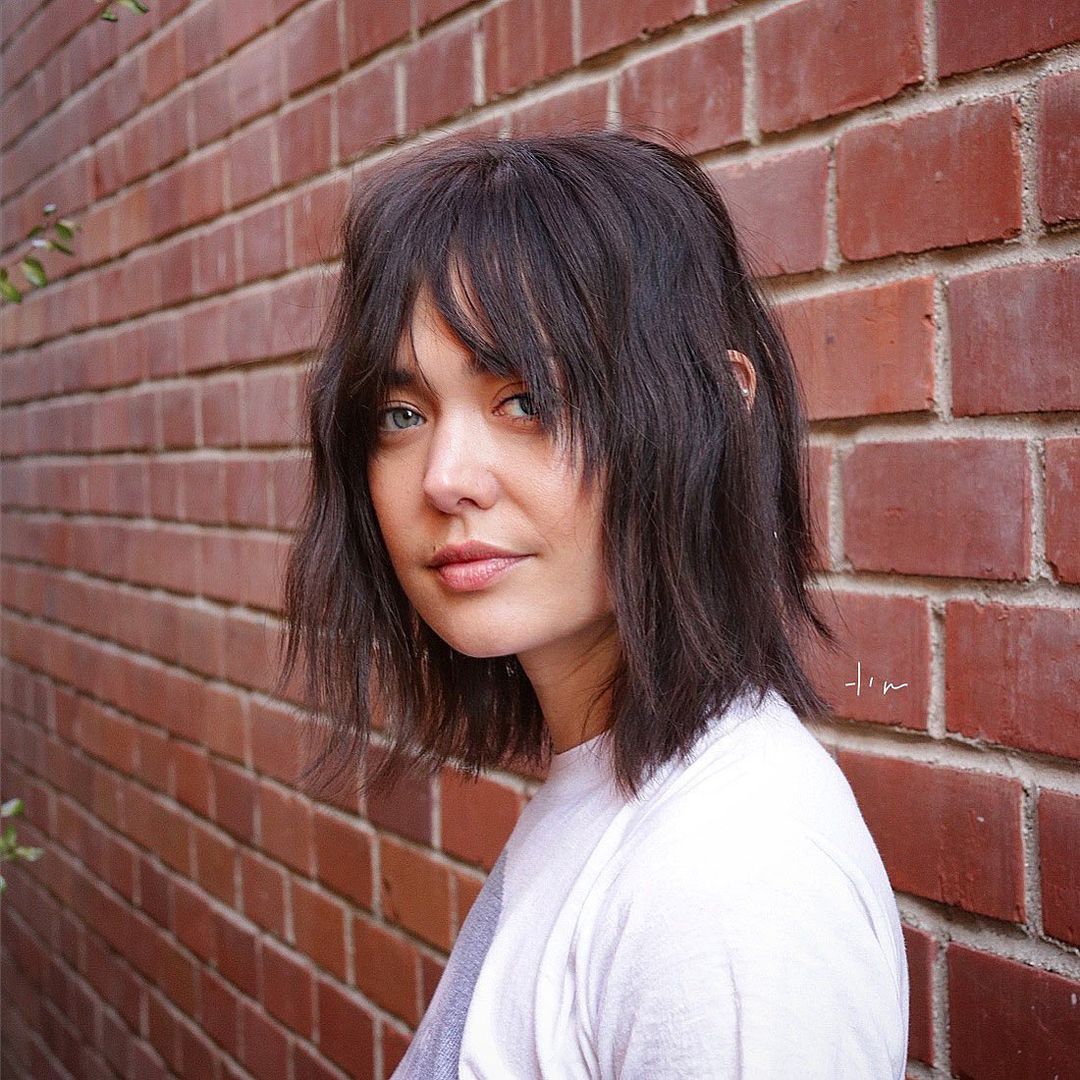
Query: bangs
[{"left": 340, "top": 141, "right": 620, "bottom": 489}]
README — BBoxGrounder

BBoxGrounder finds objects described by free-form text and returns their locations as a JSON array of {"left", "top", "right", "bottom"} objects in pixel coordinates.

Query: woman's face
[{"left": 366, "top": 285, "right": 614, "bottom": 664}]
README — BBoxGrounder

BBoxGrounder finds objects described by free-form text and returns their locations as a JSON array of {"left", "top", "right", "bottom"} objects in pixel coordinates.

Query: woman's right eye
[{"left": 376, "top": 405, "right": 422, "bottom": 432}]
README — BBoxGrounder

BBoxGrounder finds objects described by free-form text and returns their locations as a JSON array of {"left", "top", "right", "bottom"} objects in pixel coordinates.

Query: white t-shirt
[{"left": 390, "top": 687, "right": 910, "bottom": 1079}]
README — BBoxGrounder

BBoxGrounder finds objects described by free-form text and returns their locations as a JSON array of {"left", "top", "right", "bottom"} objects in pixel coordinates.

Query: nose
[{"left": 420, "top": 411, "right": 499, "bottom": 513}]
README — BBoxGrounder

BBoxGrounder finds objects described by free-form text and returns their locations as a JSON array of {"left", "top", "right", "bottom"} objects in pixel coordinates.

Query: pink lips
[{"left": 434, "top": 555, "right": 530, "bottom": 592}]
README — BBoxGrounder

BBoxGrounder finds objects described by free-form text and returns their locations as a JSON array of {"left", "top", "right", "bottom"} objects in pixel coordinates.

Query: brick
[
  {"left": 403, "top": 20, "right": 475, "bottom": 133},
  {"left": 214, "top": 911, "right": 259, "bottom": 997},
  {"left": 195, "top": 221, "right": 239, "bottom": 297},
  {"left": 230, "top": 29, "right": 285, "bottom": 127},
  {"left": 179, "top": 149, "right": 228, "bottom": 231},
  {"left": 173, "top": 739, "right": 212, "bottom": 817},
  {"left": 379, "top": 836, "right": 453, "bottom": 949},
  {"left": 579, "top": 0, "right": 696, "bottom": 60},
  {"left": 1046, "top": 437, "right": 1080, "bottom": 584},
  {"left": 945, "top": 601, "right": 1080, "bottom": 760},
  {"left": 837, "top": 98, "right": 1022, "bottom": 260},
  {"left": 128, "top": 92, "right": 189, "bottom": 179},
  {"left": 278, "top": 88, "right": 333, "bottom": 187},
  {"left": 182, "top": 0, "right": 225, "bottom": 77},
  {"left": 159, "top": 238, "right": 195, "bottom": 309},
  {"left": 803, "top": 590, "right": 931, "bottom": 729},
  {"left": 145, "top": 990, "right": 181, "bottom": 1070},
  {"left": 383, "top": 1025, "right": 412, "bottom": 1079},
  {"left": 239, "top": 1000, "right": 290, "bottom": 1079},
  {"left": 354, "top": 916, "right": 420, "bottom": 1022},
  {"left": 295, "top": 1040, "right": 346, "bottom": 1080},
  {"left": 288, "top": 174, "right": 349, "bottom": 267},
  {"left": 313, "top": 806, "right": 374, "bottom": 907},
  {"left": 949, "top": 258, "right": 1080, "bottom": 415},
  {"left": 1039, "top": 71, "right": 1080, "bottom": 225},
  {"left": 948, "top": 944, "right": 1080, "bottom": 1078},
  {"left": 141, "top": 24, "right": 184, "bottom": 105},
  {"left": 439, "top": 767, "right": 520, "bottom": 871},
  {"left": 192, "top": 821, "right": 238, "bottom": 905},
  {"left": 222, "top": 0, "right": 273, "bottom": 54},
  {"left": 223, "top": 290, "right": 276, "bottom": 368},
  {"left": 344, "top": 0, "right": 411, "bottom": 65},
  {"left": 838, "top": 751, "right": 1025, "bottom": 921},
  {"left": 240, "top": 849, "right": 287, "bottom": 936},
  {"left": 173, "top": 880, "right": 215, "bottom": 963},
  {"left": 315, "top": 977, "right": 376, "bottom": 1077},
  {"left": 618, "top": 27, "right": 743, "bottom": 155},
  {"left": 453, "top": 867, "right": 485, "bottom": 930},
  {"left": 1039, "top": 788, "right": 1080, "bottom": 948},
  {"left": 938, "top": 0, "right": 1080, "bottom": 77},
  {"left": 508, "top": 79, "right": 609, "bottom": 135},
  {"left": 710, "top": 147, "right": 828, "bottom": 277},
  {"left": 260, "top": 938, "right": 314, "bottom": 1036},
  {"left": 337, "top": 58, "right": 398, "bottom": 159},
  {"left": 842, "top": 439, "right": 1031, "bottom": 580},
  {"left": 482, "top": 0, "right": 573, "bottom": 99},
  {"left": 241, "top": 364, "right": 302, "bottom": 445},
  {"left": 239, "top": 201, "right": 288, "bottom": 282},
  {"left": 199, "top": 968, "right": 240, "bottom": 1057},
  {"left": 292, "top": 879, "right": 348, "bottom": 979},
  {"left": 362, "top": 756, "right": 433, "bottom": 850},
  {"left": 223, "top": 456, "right": 273, "bottom": 527},
  {"left": 211, "top": 758, "right": 257, "bottom": 844},
  {"left": 227, "top": 119, "right": 279, "bottom": 210},
  {"left": 756, "top": 0, "right": 923, "bottom": 133},
  {"left": 903, "top": 925, "right": 935, "bottom": 1065},
  {"left": 201, "top": 375, "right": 242, "bottom": 447},
  {"left": 807, "top": 443, "right": 831, "bottom": 568},
  {"left": 193, "top": 64, "right": 233, "bottom": 148},
  {"left": 777, "top": 276, "right": 935, "bottom": 420},
  {"left": 257, "top": 781, "right": 313, "bottom": 875},
  {"left": 284, "top": 0, "right": 341, "bottom": 97}
]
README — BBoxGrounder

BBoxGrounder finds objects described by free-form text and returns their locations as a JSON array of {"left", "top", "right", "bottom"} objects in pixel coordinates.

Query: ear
[{"left": 727, "top": 350, "right": 757, "bottom": 409}]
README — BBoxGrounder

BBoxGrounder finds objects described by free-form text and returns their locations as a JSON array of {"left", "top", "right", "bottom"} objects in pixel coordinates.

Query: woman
[{"left": 278, "top": 129, "right": 910, "bottom": 1078}]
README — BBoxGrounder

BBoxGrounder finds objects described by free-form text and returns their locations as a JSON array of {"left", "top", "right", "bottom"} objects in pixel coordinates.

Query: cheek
[{"left": 367, "top": 466, "right": 406, "bottom": 555}]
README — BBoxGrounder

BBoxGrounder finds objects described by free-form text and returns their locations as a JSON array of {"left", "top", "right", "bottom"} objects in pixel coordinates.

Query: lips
[
  {"left": 429, "top": 540, "right": 527, "bottom": 568},
  {"left": 433, "top": 554, "right": 529, "bottom": 592}
]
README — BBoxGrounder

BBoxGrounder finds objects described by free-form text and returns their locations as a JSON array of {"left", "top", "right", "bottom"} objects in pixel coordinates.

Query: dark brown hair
[{"left": 276, "top": 127, "right": 840, "bottom": 805}]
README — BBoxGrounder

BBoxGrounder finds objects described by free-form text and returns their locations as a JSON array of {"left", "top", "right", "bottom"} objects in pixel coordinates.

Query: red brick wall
[{"left": 1, "top": 2, "right": 1077, "bottom": 1078}]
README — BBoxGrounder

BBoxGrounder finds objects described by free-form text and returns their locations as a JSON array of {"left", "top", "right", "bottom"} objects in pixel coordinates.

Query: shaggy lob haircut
[{"left": 277, "top": 128, "right": 841, "bottom": 805}]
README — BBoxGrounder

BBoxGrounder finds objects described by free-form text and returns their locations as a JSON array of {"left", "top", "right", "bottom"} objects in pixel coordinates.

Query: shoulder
[
  {"left": 580, "top": 816, "right": 909, "bottom": 1079},
  {"left": 597, "top": 810, "right": 873, "bottom": 937}
]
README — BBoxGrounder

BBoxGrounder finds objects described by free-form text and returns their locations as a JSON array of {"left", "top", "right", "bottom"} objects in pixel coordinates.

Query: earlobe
[{"left": 726, "top": 349, "right": 756, "bottom": 409}]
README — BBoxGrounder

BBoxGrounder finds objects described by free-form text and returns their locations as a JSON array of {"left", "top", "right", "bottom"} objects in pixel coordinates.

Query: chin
[
  {"left": 433, "top": 625, "right": 523, "bottom": 659},
  {"left": 415, "top": 609, "right": 534, "bottom": 660}
]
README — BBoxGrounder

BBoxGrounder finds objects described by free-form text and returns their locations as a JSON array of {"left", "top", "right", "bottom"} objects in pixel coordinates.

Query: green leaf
[
  {"left": 55, "top": 220, "right": 77, "bottom": 241},
  {"left": 120, "top": 0, "right": 150, "bottom": 11},
  {"left": 27, "top": 224, "right": 44, "bottom": 239},
  {"left": 50, "top": 237, "right": 75, "bottom": 256},
  {"left": 20, "top": 257, "right": 47, "bottom": 288},
  {"left": 100, "top": 8, "right": 119, "bottom": 20},
  {"left": 0, "top": 275, "right": 22, "bottom": 303},
  {"left": 0, "top": 798, "right": 23, "bottom": 817}
]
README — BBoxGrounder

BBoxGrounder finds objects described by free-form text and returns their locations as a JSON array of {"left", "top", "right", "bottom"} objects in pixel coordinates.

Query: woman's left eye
[{"left": 500, "top": 392, "right": 539, "bottom": 419}]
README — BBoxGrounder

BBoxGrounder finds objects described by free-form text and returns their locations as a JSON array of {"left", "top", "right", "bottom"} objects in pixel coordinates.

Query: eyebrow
[{"left": 385, "top": 360, "right": 499, "bottom": 394}]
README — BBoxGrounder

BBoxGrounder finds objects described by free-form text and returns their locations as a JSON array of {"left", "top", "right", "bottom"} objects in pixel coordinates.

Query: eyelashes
[{"left": 375, "top": 392, "right": 540, "bottom": 434}]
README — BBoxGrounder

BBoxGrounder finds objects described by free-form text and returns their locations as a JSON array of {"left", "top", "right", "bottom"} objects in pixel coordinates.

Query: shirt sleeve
[{"left": 584, "top": 819, "right": 907, "bottom": 1080}]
